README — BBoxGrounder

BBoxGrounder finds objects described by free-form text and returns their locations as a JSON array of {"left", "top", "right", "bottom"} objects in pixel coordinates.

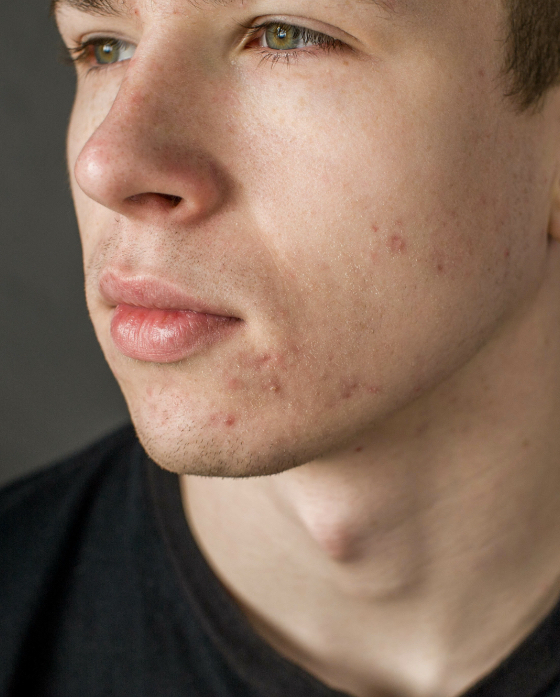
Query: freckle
[
  {"left": 355, "top": 447, "right": 364, "bottom": 453},
  {"left": 522, "top": 439, "right": 530, "bottom": 449},
  {"left": 388, "top": 235, "right": 407, "bottom": 254},
  {"left": 437, "top": 263, "right": 445, "bottom": 274}
]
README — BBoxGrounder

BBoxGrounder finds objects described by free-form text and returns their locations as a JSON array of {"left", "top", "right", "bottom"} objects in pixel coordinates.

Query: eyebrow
[{"left": 51, "top": 0, "right": 398, "bottom": 18}]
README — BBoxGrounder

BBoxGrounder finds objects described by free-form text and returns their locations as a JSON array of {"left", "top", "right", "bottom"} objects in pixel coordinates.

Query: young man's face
[{"left": 57, "top": 0, "right": 559, "bottom": 477}]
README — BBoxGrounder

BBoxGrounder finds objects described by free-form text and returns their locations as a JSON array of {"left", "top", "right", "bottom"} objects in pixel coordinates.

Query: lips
[{"left": 99, "top": 272, "right": 241, "bottom": 363}]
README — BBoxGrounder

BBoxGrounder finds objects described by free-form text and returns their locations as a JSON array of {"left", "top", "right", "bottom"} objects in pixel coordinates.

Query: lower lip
[{"left": 110, "top": 304, "right": 240, "bottom": 363}]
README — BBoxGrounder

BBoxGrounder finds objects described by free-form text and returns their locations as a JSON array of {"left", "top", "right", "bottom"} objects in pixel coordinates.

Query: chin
[
  {"left": 134, "top": 421, "right": 307, "bottom": 478},
  {"left": 126, "top": 388, "right": 377, "bottom": 479}
]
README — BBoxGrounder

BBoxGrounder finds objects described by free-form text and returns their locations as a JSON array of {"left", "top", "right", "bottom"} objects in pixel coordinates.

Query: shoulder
[{"left": 0, "top": 424, "right": 141, "bottom": 603}]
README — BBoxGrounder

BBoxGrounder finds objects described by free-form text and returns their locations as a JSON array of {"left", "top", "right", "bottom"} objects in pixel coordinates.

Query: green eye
[
  {"left": 95, "top": 41, "right": 120, "bottom": 64},
  {"left": 264, "top": 24, "right": 302, "bottom": 51},
  {"left": 90, "top": 39, "right": 136, "bottom": 66}
]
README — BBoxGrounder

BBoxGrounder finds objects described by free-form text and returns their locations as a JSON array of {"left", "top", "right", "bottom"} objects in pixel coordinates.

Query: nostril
[
  {"left": 162, "top": 194, "right": 182, "bottom": 208},
  {"left": 127, "top": 193, "right": 183, "bottom": 207}
]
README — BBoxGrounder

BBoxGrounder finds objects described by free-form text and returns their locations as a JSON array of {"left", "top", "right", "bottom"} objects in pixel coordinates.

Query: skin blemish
[
  {"left": 366, "top": 386, "right": 381, "bottom": 395},
  {"left": 504, "top": 248, "right": 511, "bottom": 259},
  {"left": 388, "top": 234, "right": 407, "bottom": 254},
  {"left": 227, "top": 378, "right": 244, "bottom": 391},
  {"left": 263, "top": 378, "right": 282, "bottom": 394},
  {"left": 252, "top": 352, "right": 287, "bottom": 371},
  {"left": 340, "top": 380, "right": 360, "bottom": 400},
  {"left": 371, "top": 224, "right": 379, "bottom": 233},
  {"left": 371, "top": 251, "right": 379, "bottom": 264},
  {"left": 224, "top": 415, "right": 236, "bottom": 427},
  {"left": 355, "top": 447, "right": 364, "bottom": 453}
]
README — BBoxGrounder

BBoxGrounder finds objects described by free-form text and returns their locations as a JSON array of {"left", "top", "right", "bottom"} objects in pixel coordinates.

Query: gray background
[{"left": 0, "top": 0, "right": 129, "bottom": 486}]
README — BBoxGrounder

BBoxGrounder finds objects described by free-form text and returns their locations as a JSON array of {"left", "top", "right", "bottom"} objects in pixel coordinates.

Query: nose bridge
[
  {"left": 73, "top": 30, "right": 224, "bottom": 220},
  {"left": 110, "top": 33, "right": 200, "bottom": 145}
]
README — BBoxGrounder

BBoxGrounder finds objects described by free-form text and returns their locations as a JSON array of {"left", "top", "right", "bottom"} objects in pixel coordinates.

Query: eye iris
[
  {"left": 265, "top": 24, "right": 300, "bottom": 50},
  {"left": 95, "top": 41, "right": 119, "bottom": 64}
]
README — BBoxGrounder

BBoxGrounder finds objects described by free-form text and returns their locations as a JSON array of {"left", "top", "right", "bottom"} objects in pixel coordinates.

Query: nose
[{"left": 73, "top": 53, "right": 225, "bottom": 224}]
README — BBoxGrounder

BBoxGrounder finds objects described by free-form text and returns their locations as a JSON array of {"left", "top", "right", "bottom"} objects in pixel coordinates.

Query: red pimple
[
  {"left": 504, "top": 248, "right": 511, "bottom": 259},
  {"left": 224, "top": 415, "right": 236, "bottom": 427},
  {"left": 355, "top": 447, "right": 364, "bottom": 453},
  {"left": 227, "top": 378, "right": 243, "bottom": 391},
  {"left": 367, "top": 385, "right": 381, "bottom": 395},
  {"left": 371, "top": 224, "right": 379, "bottom": 233},
  {"left": 388, "top": 235, "right": 407, "bottom": 254}
]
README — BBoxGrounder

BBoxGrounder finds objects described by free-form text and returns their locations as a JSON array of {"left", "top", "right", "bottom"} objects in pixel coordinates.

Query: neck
[{"left": 182, "top": 243, "right": 560, "bottom": 697}]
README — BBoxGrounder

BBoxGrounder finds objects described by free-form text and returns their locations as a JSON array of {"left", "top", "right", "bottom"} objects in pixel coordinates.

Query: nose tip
[{"left": 73, "top": 105, "right": 225, "bottom": 225}]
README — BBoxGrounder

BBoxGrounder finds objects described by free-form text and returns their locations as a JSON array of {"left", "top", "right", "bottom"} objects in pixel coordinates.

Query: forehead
[{"left": 52, "top": 0, "right": 403, "bottom": 18}]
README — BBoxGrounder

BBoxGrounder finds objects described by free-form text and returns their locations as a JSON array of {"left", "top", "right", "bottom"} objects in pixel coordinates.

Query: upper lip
[{"left": 98, "top": 270, "right": 238, "bottom": 317}]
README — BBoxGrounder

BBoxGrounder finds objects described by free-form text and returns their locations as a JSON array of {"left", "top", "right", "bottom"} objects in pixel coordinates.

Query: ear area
[{"left": 549, "top": 177, "right": 560, "bottom": 243}]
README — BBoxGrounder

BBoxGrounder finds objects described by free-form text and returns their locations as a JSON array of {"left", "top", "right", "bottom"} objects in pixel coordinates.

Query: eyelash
[{"left": 65, "top": 22, "right": 347, "bottom": 72}]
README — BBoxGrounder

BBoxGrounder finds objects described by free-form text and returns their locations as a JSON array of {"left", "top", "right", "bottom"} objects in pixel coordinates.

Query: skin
[{"left": 56, "top": 0, "right": 560, "bottom": 695}]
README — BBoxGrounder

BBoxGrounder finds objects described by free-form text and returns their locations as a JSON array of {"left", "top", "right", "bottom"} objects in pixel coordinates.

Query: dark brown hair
[{"left": 504, "top": 0, "right": 560, "bottom": 109}]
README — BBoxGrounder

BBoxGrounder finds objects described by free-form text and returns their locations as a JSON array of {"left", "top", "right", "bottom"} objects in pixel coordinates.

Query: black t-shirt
[{"left": 1, "top": 425, "right": 560, "bottom": 697}]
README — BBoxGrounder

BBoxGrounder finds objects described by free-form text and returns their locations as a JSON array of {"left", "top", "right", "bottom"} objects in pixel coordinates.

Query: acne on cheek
[
  {"left": 388, "top": 234, "right": 407, "bottom": 255},
  {"left": 222, "top": 350, "right": 290, "bottom": 398},
  {"left": 322, "top": 379, "right": 382, "bottom": 411},
  {"left": 207, "top": 412, "right": 237, "bottom": 428},
  {"left": 368, "top": 222, "right": 409, "bottom": 263}
]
